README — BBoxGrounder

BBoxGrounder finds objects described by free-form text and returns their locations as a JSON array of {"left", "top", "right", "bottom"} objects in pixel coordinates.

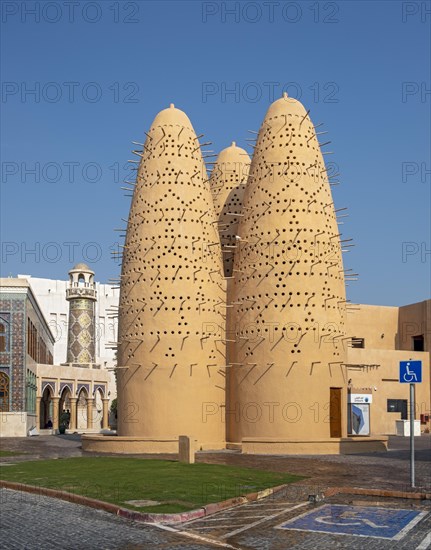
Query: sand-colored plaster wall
[
  {"left": 117, "top": 105, "right": 226, "bottom": 448},
  {"left": 347, "top": 348, "right": 429, "bottom": 434},
  {"left": 399, "top": 299, "right": 431, "bottom": 352},
  {"left": 228, "top": 95, "right": 347, "bottom": 443},
  {"left": 346, "top": 305, "right": 399, "bottom": 350}
]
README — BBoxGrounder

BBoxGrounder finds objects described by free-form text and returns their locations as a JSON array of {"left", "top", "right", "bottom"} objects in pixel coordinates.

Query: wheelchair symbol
[
  {"left": 403, "top": 362, "right": 418, "bottom": 382},
  {"left": 316, "top": 510, "right": 387, "bottom": 529}
]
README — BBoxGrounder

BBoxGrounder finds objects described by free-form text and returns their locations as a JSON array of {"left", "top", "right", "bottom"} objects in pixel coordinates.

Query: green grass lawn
[
  {"left": 0, "top": 457, "right": 303, "bottom": 513},
  {"left": 0, "top": 450, "right": 24, "bottom": 457}
]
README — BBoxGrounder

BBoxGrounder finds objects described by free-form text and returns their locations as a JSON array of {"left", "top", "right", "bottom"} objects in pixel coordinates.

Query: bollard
[{"left": 178, "top": 435, "right": 196, "bottom": 464}]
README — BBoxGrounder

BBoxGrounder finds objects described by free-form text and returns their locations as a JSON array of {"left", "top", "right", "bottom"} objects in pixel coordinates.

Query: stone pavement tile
[
  {"left": 1, "top": 433, "right": 430, "bottom": 550},
  {"left": 198, "top": 436, "right": 431, "bottom": 495},
  {"left": 0, "top": 489, "right": 217, "bottom": 550},
  {"left": 0, "top": 435, "right": 83, "bottom": 463},
  {"left": 229, "top": 501, "right": 431, "bottom": 550}
]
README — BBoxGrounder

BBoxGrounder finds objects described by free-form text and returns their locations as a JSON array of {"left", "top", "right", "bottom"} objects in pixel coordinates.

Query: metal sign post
[
  {"left": 399, "top": 360, "right": 422, "bottom": 489},
  {"left": 410, "top": 383, "right": 415, "bottom": 487}
]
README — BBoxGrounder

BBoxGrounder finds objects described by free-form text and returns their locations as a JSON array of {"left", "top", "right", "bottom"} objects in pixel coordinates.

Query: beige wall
[
  {"left": 347, "top": 348, "right": 429, "bottom": 434},
  {"left": 228, "top": 94, "right": 348, "bottom": 445},
  {"left": 209, "top": 142, "right": 250, "bottom": 278},
  {"left": 117, "top": 105, "right": 226, "bottom": 449},
  {"left": 0, "top": 412, "right": 29, "bottom": 437},
  {"left": 398, "top": 299, "right": 431, "bottom": 352},
  {"left": 346, "top": 305, "right": 399, "bottom": 350},
  {"left": 346, "top": 302, "right": 430, "bottom": 435}
]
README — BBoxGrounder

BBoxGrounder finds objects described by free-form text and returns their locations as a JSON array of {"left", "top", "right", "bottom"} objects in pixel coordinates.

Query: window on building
[
  {"left": 387, "top": 399, "right": 407, "bottom": 420},
  {"left": 351, "top": 337, "right": 365, "bottom": 349},
  {"left": 412, "top": 335, "right": 424, "bottom": 352},
  {"left": 0, "top": 372, "right": 10, "bottom": 412},
  {"left": 27, "top": 318, "right": 39, "bottom": 361},
  {"left": 60, "top": 314, "right": 67, "bottom": 330},
  {"left": 0, "top": 315, "right": 10, "bottom": 352},
  {"left": 26, "top": 370, "right": 37, "bottom": 414},
  {"left": 27, "top": 318, "right": 32, "bottom": 357},
  {"left": 39, "top": 337, "right": 47, "bottom": 364}
]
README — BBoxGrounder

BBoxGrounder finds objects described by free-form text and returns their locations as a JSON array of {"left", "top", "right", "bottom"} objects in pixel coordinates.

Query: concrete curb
[
  {"left": 2, "top": 480, "right": 429, "bottom": 524},
  {"left": 0, "top": 480, "right": 288, "bottom": 524},
  {"left": 324, "top": 486, "right": 431, "bottom": 500}
]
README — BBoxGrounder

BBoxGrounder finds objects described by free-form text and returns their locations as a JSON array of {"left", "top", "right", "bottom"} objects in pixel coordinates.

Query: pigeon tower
[
  {"left": 228, "top": 94, "right": 348, "bottom": 451},
  {"left": 116, "top": 104, "right": 226, "bottom": 450}
]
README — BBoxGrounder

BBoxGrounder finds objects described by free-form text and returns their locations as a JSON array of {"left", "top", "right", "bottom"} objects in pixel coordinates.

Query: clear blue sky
[{"left": 1, "top": 0, "right": 430, "bottom": 306}]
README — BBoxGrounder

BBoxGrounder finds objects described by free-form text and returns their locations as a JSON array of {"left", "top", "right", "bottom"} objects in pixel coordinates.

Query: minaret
[
  {"left": 228, "top": 94, "right": 347, "bottom": 448},
  {"left": 116, "top": 104, "right": 226, "bottom": 449},
  {"left": 65, "top": 263, "right": 97, "bottom": 366}
]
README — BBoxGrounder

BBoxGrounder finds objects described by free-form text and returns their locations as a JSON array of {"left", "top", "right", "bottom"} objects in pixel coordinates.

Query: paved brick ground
[
  {"left": 0, "top": 488, "right": 220, "bottom": 549},
  {"left": 179, "top": 490, "right": 431, "bottom": 549},
  {"left": 1, "top": 487, "right": 429, "bottom": 549},
  {"left": 1, "top": 435, "right": 430, "bottom": 549}
]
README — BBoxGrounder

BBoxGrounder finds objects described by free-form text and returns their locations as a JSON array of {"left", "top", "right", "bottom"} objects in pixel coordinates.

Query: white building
[{"left": 17, "top": 274, "right": 119, "bottom": 399}]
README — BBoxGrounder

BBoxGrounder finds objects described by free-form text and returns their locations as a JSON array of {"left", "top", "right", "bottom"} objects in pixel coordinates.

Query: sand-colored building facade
[
  {"left": 115, "top": 104, "right": 227, "bottom": 451},
  {"left": 82, "top": 96, "right": 429, "bottom": 455},
  {"left": 346, "top": 300, "right": 430, "bottom": 436}
]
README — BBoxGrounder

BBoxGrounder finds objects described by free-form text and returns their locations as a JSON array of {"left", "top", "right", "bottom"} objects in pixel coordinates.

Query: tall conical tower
[
  {"left": 65, "top": 263, "right": 97, "bottom": 365},
  {"left": 116, "top": 104, "right": 226, "bottom": 450},
  {"left": 228, "top": 94, "right": 347, "bottom": 452},
  {"left": 209, "top": 142, "right": 251, "bottom": 278},
  {"left": 209, "top": 143, "right": 251, "bottom": 414}
]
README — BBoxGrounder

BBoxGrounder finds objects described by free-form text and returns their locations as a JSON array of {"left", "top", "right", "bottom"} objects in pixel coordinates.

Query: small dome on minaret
[
  {"left": 67, "top": 263, "right": 96, "bottom": 291},
  {"left": 69, "top": 262, "right": 94, "bottom": 274}
]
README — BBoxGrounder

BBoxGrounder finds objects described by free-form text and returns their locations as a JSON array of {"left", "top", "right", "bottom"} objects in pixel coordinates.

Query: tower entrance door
[{"left": 330, "top": 387, "right": 342, "bottom": 438}]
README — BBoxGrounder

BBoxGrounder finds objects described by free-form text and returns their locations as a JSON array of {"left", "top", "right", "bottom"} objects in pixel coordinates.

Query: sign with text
[{"left": 348, "top": 394, "right": 373, "bottom": 404}]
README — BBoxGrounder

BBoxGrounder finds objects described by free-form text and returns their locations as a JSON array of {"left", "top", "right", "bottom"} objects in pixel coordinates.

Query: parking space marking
[
  {"left": 190, "top": 525, "right": 239, "bottom": 530},
  {"left": 416, "top": 531, "right": 431, "bottom": 550},
  {"left": 179, "top": 498, "right": 310, "bottom": 541},
  {"left": 276, "top": 505, "right": 428, "bottom": 541},
  {"left": 243, "top": 502, "right": 292, "bottom": 507},
  {"left": 151, "top": 522, "right": 241, "bottom": 549},
  {"left": 395, "top": 513, "right": 430, "bottom": 541},
  {"left": 182, "top": 500, "right": 295, "bottom": 529},
  {"left": 190, "top": 515, "right": 266, "bottom": 522},
  {"left": 220, "top": 502, "right": 309, "bottom": 539},
  {"left": 222, "top": 516, "right": 268, "bottom": 520},
  {"left": 234, "top": 506, "right": 290, "bottom": 512}
]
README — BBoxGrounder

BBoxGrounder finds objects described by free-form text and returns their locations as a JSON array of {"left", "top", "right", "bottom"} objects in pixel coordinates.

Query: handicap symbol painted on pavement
[
  {"left": 275, "top": 505, "right": 427, "bottom": 540},
  {"left": 315, "top": 509, "right": 388, "bottom": 528}
]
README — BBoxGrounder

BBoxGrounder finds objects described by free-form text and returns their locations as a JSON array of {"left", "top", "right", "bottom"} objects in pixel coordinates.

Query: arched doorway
[
  {"left": 0, "top": 372, "right": 10, "bottom": 412},
  {"left": 40, "top": 385, "right": 54, "bottom": 429},
  {"left": 94, "top": 388, "right": 104, "bottom": 429},
  {"left": 59, "top": 386, "right": 72, "bottom": 430},
  {"left": 76, "top": 387, "right": 88, "bottom": 429}
]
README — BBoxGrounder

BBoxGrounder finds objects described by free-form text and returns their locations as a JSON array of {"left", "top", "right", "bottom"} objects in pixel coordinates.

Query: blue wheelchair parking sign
[{"left": 399, "top": 361, "right": 422, "bottom": 383}]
